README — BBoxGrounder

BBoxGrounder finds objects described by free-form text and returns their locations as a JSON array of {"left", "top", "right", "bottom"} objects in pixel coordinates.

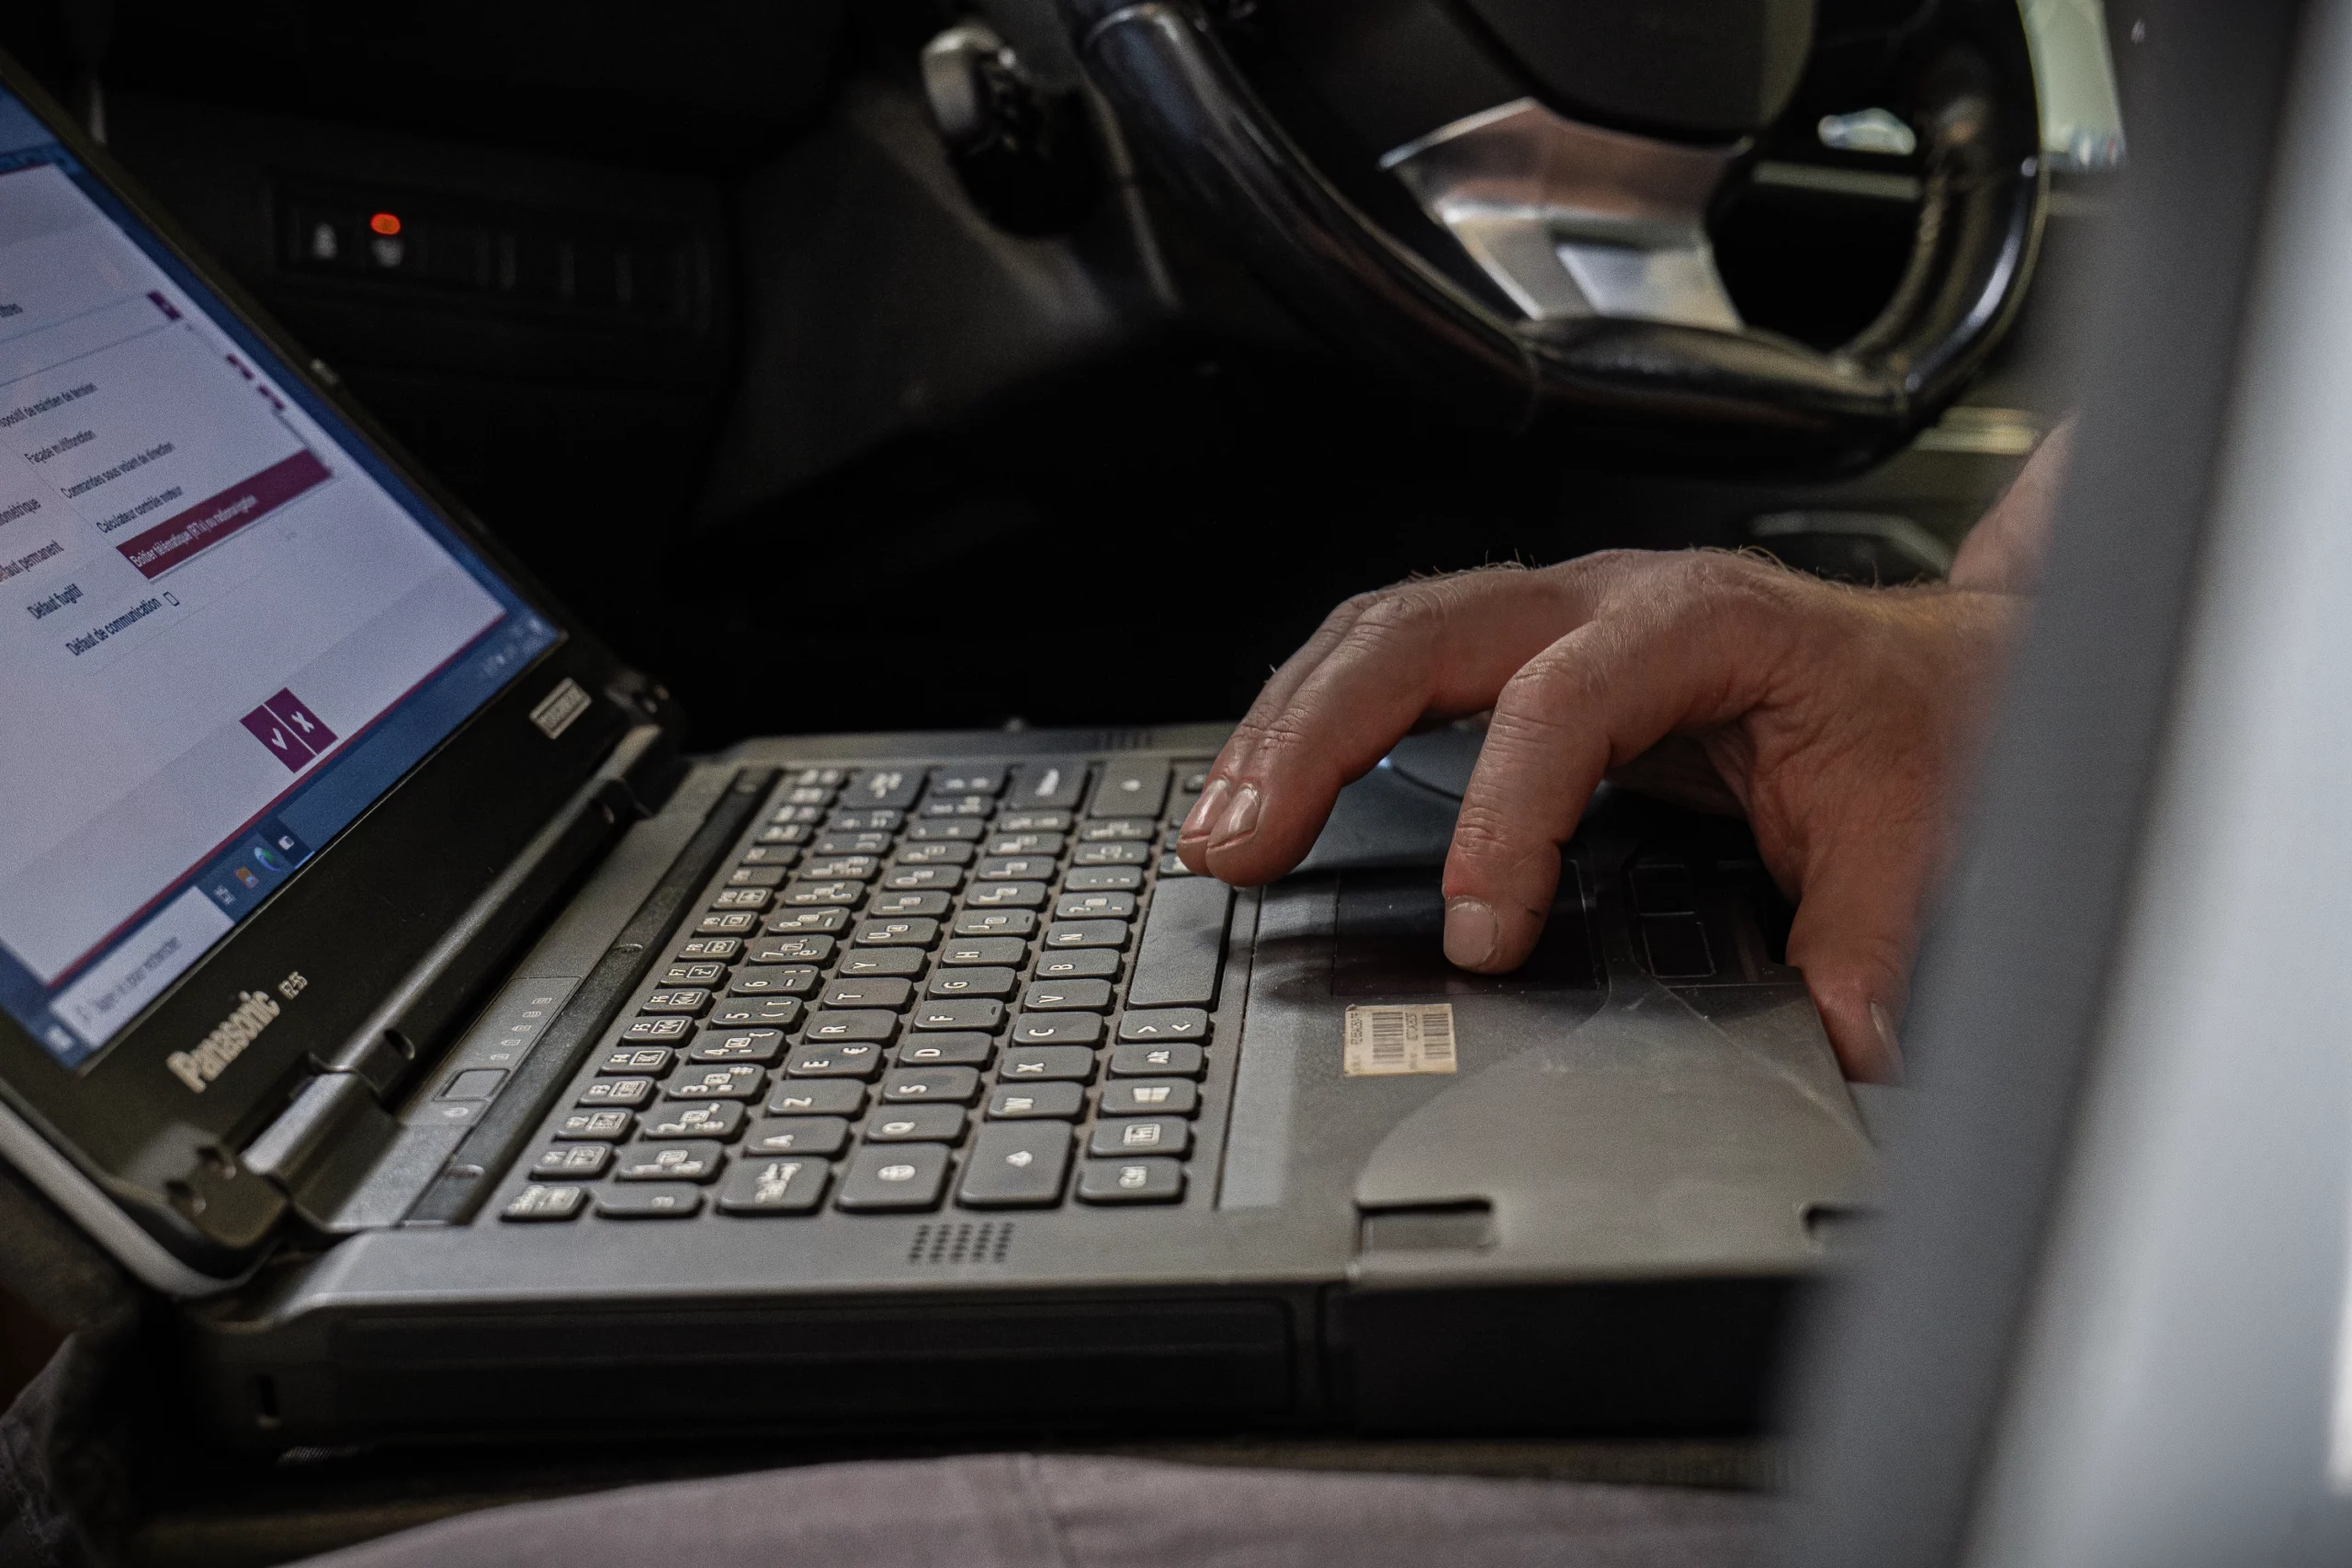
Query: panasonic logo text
[{"left": 166, "top": 990, "right": 281, "bottom": 1093}]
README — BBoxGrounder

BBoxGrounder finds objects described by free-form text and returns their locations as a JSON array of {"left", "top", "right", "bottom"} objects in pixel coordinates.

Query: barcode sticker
[{"left": 1343, "top": 1004, "right": 1458, "bottom": 1077}]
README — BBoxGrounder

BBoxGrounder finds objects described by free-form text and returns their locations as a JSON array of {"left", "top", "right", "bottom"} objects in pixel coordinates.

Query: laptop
[{"left": 0, "top": 61, "right": 1879, "bottom": 1444}]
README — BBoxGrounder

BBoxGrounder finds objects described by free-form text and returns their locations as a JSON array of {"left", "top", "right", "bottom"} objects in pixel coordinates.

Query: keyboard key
[
  {"left": 1100, "top": 1078, "right": 1198, "bottom": 1116},
  {"left": 1064, "top": 865, "right": 1143, "bottom": 892},
  {"left": 641, "top": 1100, "right": 747, "bottom": 1140},
  {"left": 1008, "top": 760, "right": 1087, "bottom": 811},
  {"left": 707, "top": 998, "right": 803, "bottom": 1029},
  {"left": 614, "top": 1141, "right": 726, "bottom": 1182},
  {"left": 924, "top": 794, "right": 994, "bottom": 818},
  {"left": 749, "top": 934, "right": 835, "bottom": 964},
  {"left": 742, "top": 1116, "right": 852, "bottom": 1156},
  {"left": 854, "top": 917, "right": 941, "bottom": 948},
  {"left": 662, "top": 962, "right": 728, "bottom": 987},
  {"left": 1055, "top": 892, "right": 1136, "bottom": 920},
  {"left": 727, "top": 865, "right": 786, "bottom": 887},
  {"left": 845, "top": 768, "right": 924, "bottom": 809},
  {"left": 696, "top": 910, "right": 761, "bottom": 936},
  {"left": 1089, "top": 759, "right": 1168, "bottom": 819},
  {"left": 755, "top": 821, "right": 812, "bottom": 845},
  {"left": 942, "top": 937, "right": 1028, "bottom": 967},
  {"left": 709, "top": 886, "right": 773, "bottom": 911},
  {"left": 764, "top": 907, "right": 851, "bottom": 935},
  {"left": 718, "top": 1157, "right": 829, "bottom": 1215},
  {"left": 997, "top": 1045, "right": 1097, "bottom": 1082},
  {"left": 765, "top": 1080, "right": 865, "bottom": 1116},
  {"left": 730, "top": 966, "right": 819, "bottom": 996},
  {"left": 688, "top": 1028, "right": 788, "bottom": 1064},
  {"left": 926, "top": 966, "right": 1018, "bottom": 998},
  {"left": 908, "top": 818, "right": 986, "bottom": 841},
  {"left": 785, "top": 1040, "right": 887, "bottom": 1078},
  {"left": 954, "top": 908, "right": 1037, "bottom": 938},
  {"left": 800, "top": 855, "right": 880, "bottom": 881},
  {"left": 780, "top": 784, "right": 834, "bottom": 807},
  {"left": 828, "top": 807, "right": 903, "bottom": 832},
  {"left": 739, "top": 843, "right": 801, "bottom": 867},
  {"left": 999, "top": 809, "right": 1073, "bottom": 833},
  {"left": 595, "top": 1183, "right": 704, "bottom": 1218},
  {"left": 1073, "top": 842, "right": 1149, "bottom": 867},
  {"left": 986, "top": 831, "right": 1065, "bottom": 856},
  {"left": 1117, "top": 1008, "right": 1210, "bottom": 1042},
  {"left": 804, "top": 1010, "right": 900, "bottom": 1044},
  {"left": 894, "top": 840, "right": 976, "bottom": 866},
  {"left": 771, "top": 803, "right": 825, "bottom": 825},
  {"left": 885, "top": 864, "right": 965, "bottom": 892},
  {"left": 621, "top": 1016, "right": 692, "bottom": 1043},
  {"left": 897, "top": 1032, "right": 994, "bottom": 1066},
  {"left": 578, "top": 1077, "right": 654, "bottom": 1108},
  {"left": 599, "top": 1046, "right": 674, "bottom": 1075},
  {"left": 1127, "top": 879, "right": 1233, "bottom": 1008},
  {"left": 666, "top": 1064, "right": 767, "bottom": 1100},
  {"left": 1080, "top": 818, "right": 1158, "bottom": 842},
  {"left": 865, "top": 1105, "right": 967, "bottom": 1143},
  {"left": 912, "top": 998, "right": 1004, "bottom": 1032},
  {"left": 1034, "top": 949, "right": 1120, "bottom": 981},
  {"left": 931, "top": 765, "right": 1006, "bottom": 795},
  {"left": 977, "top": 855, "right": 1057, "bottom": 882},
  {"left": 837, "top": 948, "right": 926, "bottom": 977},
  {"left": 1111, "top": 1042, "right": 1204, "bottom": 1077},
  {"left": 985, "top": 1082, "right": 1086, "bottom": 1120},
  {"left": 881, "top": 1066, "right": 983, "bottom": 1103},
  {"left": 781, "top": 879, "right": 865, "bottom": 908},
  {"left": 870, "top": 891, "right": 954, "bottom": 918},
  {"left": 957, "top": 1122, "right": 1072, "bottom": 1208},
  {"left": 555, "top": 1109, "right": 635, "bottom": 1140},
  {"left": 1090, "top": 1117, "right": 1192, "bottom": 1157},
  {"left": 836, "top": 1145, "right": 952, "bottom": 1213},
  {"left": 1010, "top": 1012, "right": 1103, "bottom": 1046},
  {"left": 1076, "top": 1156, "right": 1184, "bottom": 1203},
  {"left": 1043, "top": 919, "right": 1128, "bottom": 951},
  {"left": 788, "top": 766, "right": 846, "bottom": 788},
  {"left": 1020, "top": 979, "right": 1114, "bottom": 1012},
  {"left": 967, "top": 881, "right": 1048, "bottom": 909},
  {"left": 503, "top": 1184, "right": 586, "bottom": 1221},
  {"left": 814, "top": 830, "right": 894, "bottom": 856},
  {"left": 532, "top": 1144, "right": 613, "bottom": 1179},
  {"left": 673, "top": 936, "right": 743, "bottom": 962},
  {"left": 821, "top": 977, "right": 914, "bottom": 1011}
]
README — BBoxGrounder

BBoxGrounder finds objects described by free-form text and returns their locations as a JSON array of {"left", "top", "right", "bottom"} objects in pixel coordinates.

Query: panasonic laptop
[{"left": 0, "top": 68, "right": 1878, "bottom": 1443}]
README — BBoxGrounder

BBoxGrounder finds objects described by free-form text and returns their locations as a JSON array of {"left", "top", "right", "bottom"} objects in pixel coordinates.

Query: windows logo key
[{"left": 239, "top": 688, "right": 338, "bottom": 772}]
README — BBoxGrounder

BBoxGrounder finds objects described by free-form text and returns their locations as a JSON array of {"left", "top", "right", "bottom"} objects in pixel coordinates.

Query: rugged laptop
[{"left": 0, "top": 63, "right": 1877, "bottom": 1441}]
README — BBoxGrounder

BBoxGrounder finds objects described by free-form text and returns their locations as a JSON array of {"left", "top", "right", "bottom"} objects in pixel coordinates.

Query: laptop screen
[{"left": 0, "top": 86, "right": 559, "bottom": 1070}]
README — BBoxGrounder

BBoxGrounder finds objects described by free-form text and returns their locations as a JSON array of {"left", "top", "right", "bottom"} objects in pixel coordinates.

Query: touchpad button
[{"left": 1331, "top": 868, "right": 1597, "bottom": 996}]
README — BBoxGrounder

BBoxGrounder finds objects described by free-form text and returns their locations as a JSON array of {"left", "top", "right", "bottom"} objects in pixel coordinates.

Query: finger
[
  {"left": 1193, "top": 564, "right": 1629, "bottom": 886},
  {"left": 1442, "top": 558, "right": 1788, "bottom": 971},
  {"left": 1782, "top": 838, "right": 1927, "bottom": 1082},
  {"left": 1179, "top": 592, "right": 1384, "bottom": 869}
]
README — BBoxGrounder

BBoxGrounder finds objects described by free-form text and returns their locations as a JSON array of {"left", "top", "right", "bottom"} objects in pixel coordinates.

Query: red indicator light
[{"left": 368, "top": 211, "right": 402, "bottom": 236}]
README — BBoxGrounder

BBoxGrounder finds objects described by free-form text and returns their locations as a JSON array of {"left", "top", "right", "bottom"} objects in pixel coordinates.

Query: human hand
[{"left": 1176, "top": 550, "right": 2024, "bottom": 1082}]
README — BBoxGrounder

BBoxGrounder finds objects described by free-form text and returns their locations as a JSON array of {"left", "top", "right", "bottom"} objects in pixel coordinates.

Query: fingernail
[
  {"left": 1210, "top": 783, "right": 1261, "bottom": 850},
  {"left": 1182, "top": 777, "right": 1230, "bottom": 843},
  {"left": 1444, "top": 897, "right": 1498, "bottom": 969},
  {"left": 1869, "top": 1000, "right": 1906, "bottom": 1083}
]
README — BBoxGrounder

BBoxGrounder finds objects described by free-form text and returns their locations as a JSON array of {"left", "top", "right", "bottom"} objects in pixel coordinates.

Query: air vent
[{"left": 907, "top": 1221, "right": 1015, "bottom": 1264}]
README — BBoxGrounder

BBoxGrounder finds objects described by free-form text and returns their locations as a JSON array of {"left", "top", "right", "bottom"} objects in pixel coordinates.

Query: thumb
[{"left": 1782, "top": 849, "right": 1923, "bottom": 1083}]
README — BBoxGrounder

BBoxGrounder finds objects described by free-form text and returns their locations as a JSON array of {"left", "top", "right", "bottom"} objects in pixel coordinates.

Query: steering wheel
[{"left": 1057, "top": 0, "right": 2044, "bottom": 468}]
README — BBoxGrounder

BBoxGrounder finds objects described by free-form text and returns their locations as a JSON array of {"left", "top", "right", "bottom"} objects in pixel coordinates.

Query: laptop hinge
[{"left": 238, "top": 723, "right": 671, "bottom": 1228}]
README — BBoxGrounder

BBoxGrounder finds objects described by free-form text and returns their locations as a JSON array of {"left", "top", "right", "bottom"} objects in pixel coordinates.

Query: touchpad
[{"left": 1331, "top": 868, "right": 1598, "bottom": 996}]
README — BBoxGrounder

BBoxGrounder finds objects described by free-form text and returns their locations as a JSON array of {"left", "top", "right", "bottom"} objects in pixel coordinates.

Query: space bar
[{"left": 1127, "top": 877, "right": 1235, "bottom": 1009}]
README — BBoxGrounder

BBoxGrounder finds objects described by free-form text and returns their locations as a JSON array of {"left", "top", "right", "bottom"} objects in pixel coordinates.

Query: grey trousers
[{"left": 291, "top": 1453, "right": 1776, "bottom": 1568}]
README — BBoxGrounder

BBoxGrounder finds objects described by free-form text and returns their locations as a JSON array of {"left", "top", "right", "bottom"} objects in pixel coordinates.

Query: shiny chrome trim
[{"left": 1381, "top": 98, "right": 1743, "bottom": 330}]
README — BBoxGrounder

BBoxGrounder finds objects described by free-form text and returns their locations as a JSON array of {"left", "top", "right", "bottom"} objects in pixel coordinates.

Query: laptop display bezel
[{"left": 0, "top": 57, "right": 662, "bottom": 1275}]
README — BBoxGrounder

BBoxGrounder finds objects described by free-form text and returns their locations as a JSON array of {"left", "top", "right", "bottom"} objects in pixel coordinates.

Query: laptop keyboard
[{"left": 502, "top": 758, "right": 1228, "bottom": 1224}]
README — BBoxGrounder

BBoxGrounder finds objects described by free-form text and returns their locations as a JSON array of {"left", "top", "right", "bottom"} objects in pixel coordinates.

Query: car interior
[{"left": 0, "top": 0, "right": 2160, "bottom": 1562}]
